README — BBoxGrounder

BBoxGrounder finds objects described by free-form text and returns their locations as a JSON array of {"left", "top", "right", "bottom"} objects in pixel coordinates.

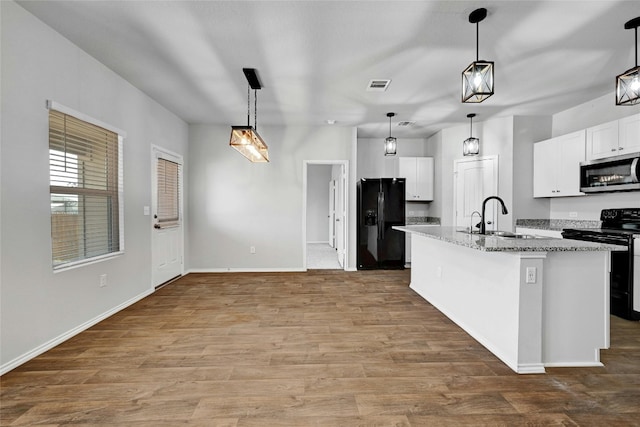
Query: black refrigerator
[{"left": 357, "top": 178, "right": 406, "bottom": 270}]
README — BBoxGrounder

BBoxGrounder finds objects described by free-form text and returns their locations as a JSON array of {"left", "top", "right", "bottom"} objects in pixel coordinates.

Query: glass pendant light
[
  {"left": 463, "top": 113, "right": 480, "bottom": 156},
  {"left": 384, "top": 112, "right": 397, "bottom": 156},
  {"left": 229, "top": 68, "right": 270, "bottom": 162},
  {"left": 462, "top": 8, "right": 494, "bottom": 103},
  {"left": 616, "top": 16, "right": 640, "bottom": 106}
]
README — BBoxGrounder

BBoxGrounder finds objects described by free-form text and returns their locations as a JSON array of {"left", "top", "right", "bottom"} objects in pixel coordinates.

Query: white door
[
  {"left": 329, "top": 180, "right": 336, "bottom": 248},
  {"left": 335, "top": 166, "right": 346, "bottom": 267},
  {"left": 152, "top": 147, "right": 183, "bottom": 287},
  {"left": 454, "top": 156, "right": 499, "bottom": 231}
]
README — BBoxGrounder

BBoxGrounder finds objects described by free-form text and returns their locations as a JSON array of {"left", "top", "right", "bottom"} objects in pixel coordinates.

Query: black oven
[{"left": 562, "top": 208, "right": 640, "bottom": 320}]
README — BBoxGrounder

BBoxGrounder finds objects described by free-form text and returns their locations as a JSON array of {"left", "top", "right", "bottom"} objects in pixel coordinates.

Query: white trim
[
  {"left": 188, "top": 268, "right": 306, "bottom": 273},
  {"left": 307, "top": 240, "right": 330, "bottom": 244},
  {"left": 544, "top": 361, "right": 604, "bottom": 368},
  {"left": 303, "top": 160, "right": 350, "bottom": 271},
  {"left": 0, "top": 288, "right": 154, "bottom": 375},
  {"left": 53, "top": 251, "right": 124, "bottom": 273},
  {"left": 46, "top": 100, "right": 127, "bottom": 137},
  {"left": 517, "top": 363, "right": 546, "bottom": 374}
]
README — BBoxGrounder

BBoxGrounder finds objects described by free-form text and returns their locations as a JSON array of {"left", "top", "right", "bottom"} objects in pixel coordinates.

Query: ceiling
[{"left": 16, "top": 0, "right": 640, "bottom": 138}]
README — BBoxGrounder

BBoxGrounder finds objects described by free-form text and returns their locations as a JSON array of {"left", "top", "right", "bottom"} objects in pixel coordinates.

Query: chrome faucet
[
  {"left": 470, "top": 211, "right": 482, "bottom": 233},
  {"left": 479, "top": 196, "right": 508, "bottom": 235}
]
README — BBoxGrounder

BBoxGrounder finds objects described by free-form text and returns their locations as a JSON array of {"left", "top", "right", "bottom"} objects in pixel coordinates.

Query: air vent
[
  {"left": 366, "top": 79, "right": 391, "bottom": 92},
  {"left": 397, "top": 121, "right": 415, "bottom": 127}
]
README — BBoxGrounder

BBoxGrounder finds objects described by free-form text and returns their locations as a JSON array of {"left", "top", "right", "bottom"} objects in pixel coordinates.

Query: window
[
  {"left": 156, "top": 158, "right": 180, "bottom": 227},
  {"left": 48, "top": 104, "right": 124, "bottom": 269}
]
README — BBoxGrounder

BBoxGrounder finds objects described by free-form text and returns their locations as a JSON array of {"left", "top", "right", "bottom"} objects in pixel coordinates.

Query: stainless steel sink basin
[
  {"left": 485, "top": 230, "right": 542, "bottom": 239},
  {"left": 458, "top": 229, "right": 543, "bottom": 239}
]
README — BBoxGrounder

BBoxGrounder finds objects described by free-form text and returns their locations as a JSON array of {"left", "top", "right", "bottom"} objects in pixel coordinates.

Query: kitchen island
[{"left": 394, "top": 225, "right": 625, "bottom": 374}]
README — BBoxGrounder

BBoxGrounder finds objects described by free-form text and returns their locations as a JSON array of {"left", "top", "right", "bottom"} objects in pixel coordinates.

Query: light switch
[{"left": 143, "top": 206, "right": 150, "bottom": 216}]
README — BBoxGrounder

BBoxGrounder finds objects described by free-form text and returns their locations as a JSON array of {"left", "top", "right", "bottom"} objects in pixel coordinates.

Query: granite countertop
[
  {"left": 393, "top": 225, "right": 625, "bottom": 253},
  {"left": 515, "top": 219, "right": 601, "bottom": 231},
  {"left": 406, "top": 216, "right": 440, "bottom": 225}
]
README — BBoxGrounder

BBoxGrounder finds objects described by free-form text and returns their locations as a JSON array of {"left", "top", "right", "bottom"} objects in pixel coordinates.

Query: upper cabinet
[
  {"left": 396, "top": 157, "right": 434, "bottom": 201},
  {"left": 586, "top": 113, "right": 640, "bottom": 161},
  {"left": 533, "top": 130, "right": 585, "bottom": 198},
  {"left": 618, "top": 114, "right": 640, "bottom": 156}
]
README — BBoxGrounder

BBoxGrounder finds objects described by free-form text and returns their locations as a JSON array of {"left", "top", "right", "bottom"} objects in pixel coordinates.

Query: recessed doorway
[{"left": 303, "top": 160, "right": 349, "bottom": 270}]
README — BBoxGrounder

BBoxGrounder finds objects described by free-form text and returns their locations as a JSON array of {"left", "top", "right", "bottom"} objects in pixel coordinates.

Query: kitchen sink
[
  {"left": 486, "top": 230, "right": 542, "bottom": 239},
  {"left": 457, "top": 229, "right": 543, "bottom": 239}
]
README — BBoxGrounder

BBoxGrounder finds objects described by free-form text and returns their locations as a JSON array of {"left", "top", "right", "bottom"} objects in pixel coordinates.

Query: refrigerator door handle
[{"left": 378, "top": 191, "right": 385, "bottom": 240}]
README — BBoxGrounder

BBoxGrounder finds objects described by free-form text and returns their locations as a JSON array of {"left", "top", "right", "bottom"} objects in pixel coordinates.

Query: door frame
[
  {"left": 453, "top": 155, "right": 499, "bottom": 229},
  {"left": 151, "top": 144, "right": 185, "bottom": 288},
  {"left": 303, "top": 160, "right": 349, "bottom": 271}
]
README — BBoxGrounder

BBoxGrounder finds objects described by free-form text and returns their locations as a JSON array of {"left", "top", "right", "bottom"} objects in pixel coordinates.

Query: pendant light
[
  {"left": 229, "top": 68, "right": 269, "bottom": 162},
  {"left": 463, "top": 113, "right": 480, "bottom": 156},
  {"left": 616, "top": 16, "right": 640, "bottom": 106},
  {"left": 462, "top": 8, "right": 494, "bottom": 103},
  {"left": 384, "top": 112, "right": 397, "bottom": 156}
]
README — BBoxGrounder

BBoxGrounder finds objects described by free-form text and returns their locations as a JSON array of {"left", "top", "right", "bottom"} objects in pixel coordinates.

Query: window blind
[
  {"left": 49, "top": 109, "right": 123, "bottom": 269},
  {"left": 156, "top": 158, "right": 180, "bottom": 227}
]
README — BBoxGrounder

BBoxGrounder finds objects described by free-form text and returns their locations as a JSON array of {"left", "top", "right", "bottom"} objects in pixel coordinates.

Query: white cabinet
[
  {"left": 618, "top": 114, "right": 640, "bottom": 156},
  {"left": 586, "top": 120, "right": 618, "bottom": 160},
  {"left": 533, "top": 130, "right": 585, "bottom": 198},
  {"left": 586, "top": 113, "right": 640, "bottom": 160},
  {"left": 397, "top": 157, "right": 434, "bottom": 201}
]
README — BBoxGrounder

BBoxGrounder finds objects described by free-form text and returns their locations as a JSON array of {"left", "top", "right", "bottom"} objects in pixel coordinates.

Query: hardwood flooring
[{"left": 2, "top": 270, "right": 639, "bottom": 426}]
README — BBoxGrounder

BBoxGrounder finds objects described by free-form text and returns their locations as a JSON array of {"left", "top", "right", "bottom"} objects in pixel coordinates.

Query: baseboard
[
  {"left": 0, "top": 288, "right": 154, "bottom": 376},
  {"left": 187, "top": 268, "right": 307, "bottom": 273},
  {"left": 307, "top": 241, "right": 330, "bottom": 244}
]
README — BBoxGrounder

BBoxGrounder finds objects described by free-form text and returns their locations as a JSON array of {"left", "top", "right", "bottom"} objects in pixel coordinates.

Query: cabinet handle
[
  {"left": 611, "top": 148, "right": 617, "bottom": 152},
  {"left": 619, "top": 147, "right": 624, "bottom": 150}
]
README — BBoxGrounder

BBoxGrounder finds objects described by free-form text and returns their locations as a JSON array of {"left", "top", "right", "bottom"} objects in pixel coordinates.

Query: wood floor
[{"left": 2, "top": 270, "right": 639, "bottom": 426}]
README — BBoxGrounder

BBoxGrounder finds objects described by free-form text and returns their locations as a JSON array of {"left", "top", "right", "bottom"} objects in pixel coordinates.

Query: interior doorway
[
  {"left": 453, "top": 155, "right": 499, "bottom": 231},
  {"left": 303, "top": 161, "right": 348, "bottom": 270}
]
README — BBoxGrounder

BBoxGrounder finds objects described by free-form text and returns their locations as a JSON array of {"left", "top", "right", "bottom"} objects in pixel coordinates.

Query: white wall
[
  {"left": 550, "top": 93, "right": 640, "bottom": 219},
  {"left": 357, "top": 137, "right": 430, "bottom": 218},
  {"left": 357, "top": 138, "right": 427, "bottom": 179},
  {"left": 0, "top": 1, "right": 188, "bottom": 373},
  {"left": 426, "top": 115, "right": 550, "bottom": 229},
  {"left": 307, "top": 165, "right": 331, "bottom": 242},
  {"left": 187, "top": 124, "right": 355, "bottom": 271}
]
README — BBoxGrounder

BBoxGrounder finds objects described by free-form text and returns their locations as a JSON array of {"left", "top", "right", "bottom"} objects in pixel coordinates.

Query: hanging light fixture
[
  {"left": 384, "top": 112, "right": 397, "bottom": 156},
  {"left": 229, "top": 68, "right": 269, "bottom": 162},
  {"left": 463, "top": 113, "right": 480, "bottom": 156},
  {"left": 462, "top": 8, "right": 494, "bottom": 103},
  {"left": 616, "top": 16, "right": 640, "bottom": 106}
]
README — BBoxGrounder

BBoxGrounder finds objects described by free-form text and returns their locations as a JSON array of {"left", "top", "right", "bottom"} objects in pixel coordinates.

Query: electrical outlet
[
  {"left": 436, "top": 266, "right": 442, "bottom": 278},
  {"left": 250, "top": 246, "right": 256, "bottom": 254},
  {"left": 99, "top": 274, "right": 107, "bottom": 287},
  {"left": 569, "top": 211, "right": 578, "bottom": 218},
  {"left": 525, "top": 267, "right": 536, "bottom": 284}
]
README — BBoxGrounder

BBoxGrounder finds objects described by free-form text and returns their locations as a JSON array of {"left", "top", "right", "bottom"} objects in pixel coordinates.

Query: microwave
[{"left": 580, "top": 153, "right": 640, "bottom": 193}]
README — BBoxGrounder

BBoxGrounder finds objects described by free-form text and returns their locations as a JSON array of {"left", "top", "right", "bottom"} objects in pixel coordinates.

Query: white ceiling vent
[
  {"left": 366, "top": 79, "right": 391, "bottom": 92},
  {"left": 397, "top": 121, "right": 415, "bottom": 127}
]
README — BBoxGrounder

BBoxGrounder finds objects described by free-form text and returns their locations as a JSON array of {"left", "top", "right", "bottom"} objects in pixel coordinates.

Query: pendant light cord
[
  {"left": 476, "top": 21, "right": 480, "bottom": 61},
  {"left": 469, "top": 116, "right": 473, "bottom": 138},
  {"left": 635, "top": 26, "right": 638, "bottom": 67},
  {"left": 247, "top": 84, "right": 250, "bottom": 127},
  {"left": 255, "top": 89, "right": 258, "bottom": 131}
]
